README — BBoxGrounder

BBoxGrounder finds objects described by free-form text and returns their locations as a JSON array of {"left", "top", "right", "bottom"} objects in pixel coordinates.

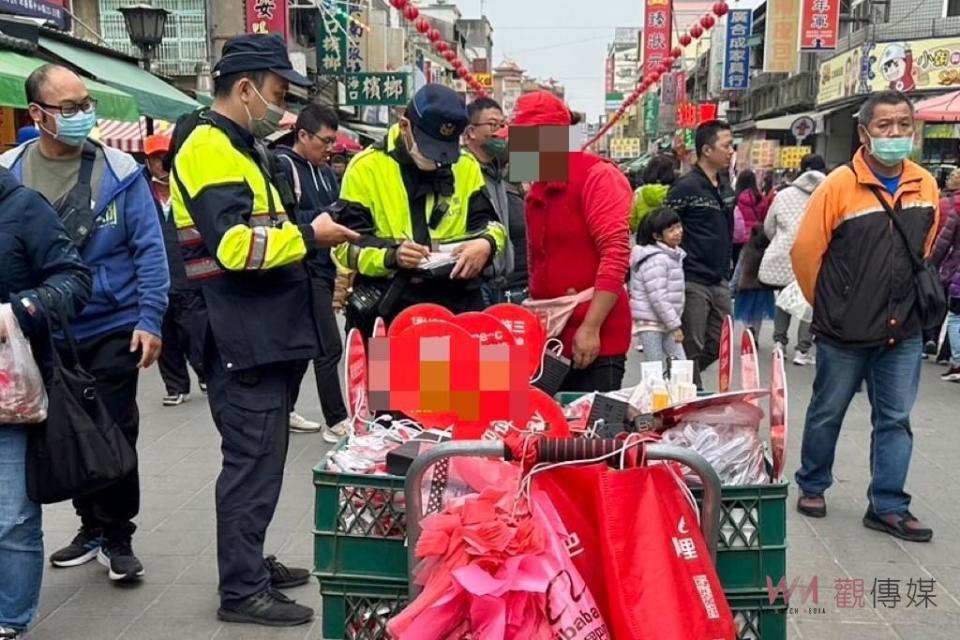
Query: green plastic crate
[
  {"left": 693, "top": 482, "right": 788, "bottom": 592},
  {"left": 729, "top": 591, "right": 788, "bottom": 640},
  {"left": 313, "top": 461, "right": 408, "bottom": 583},
  {"left": 318, "top": 578, "right": 785, "bottom": 640},
  {"left": 320, "top": 577, "right": 409, "bottom": 640}
]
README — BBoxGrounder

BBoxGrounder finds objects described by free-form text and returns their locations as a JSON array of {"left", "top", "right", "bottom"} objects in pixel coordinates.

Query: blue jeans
[
  {"left": 0, "top": 426, "right": 43, "bottom": 630},
  {"left": 948, "top": 311, "right": 960, "bottom": 366},
  {"left": 795, "top": 336, "right": 922, "bottom": 516}
]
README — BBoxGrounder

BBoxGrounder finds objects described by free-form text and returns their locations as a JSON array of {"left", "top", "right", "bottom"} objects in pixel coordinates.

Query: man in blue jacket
[
  {"left": 0, "top": 64, "right": 169, "bottom": 584},
  {"left": 274, "top": 104, "right": 349, "bottom": 442}
]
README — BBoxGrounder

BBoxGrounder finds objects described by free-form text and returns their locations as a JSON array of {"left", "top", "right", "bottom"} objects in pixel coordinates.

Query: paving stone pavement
[{"left": 24, "top": 331, "right": 960, "bottom": 640}]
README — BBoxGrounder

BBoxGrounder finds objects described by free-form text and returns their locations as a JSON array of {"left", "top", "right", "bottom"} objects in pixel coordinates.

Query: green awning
[
  {"left": 39, "top": 37, "right": 200, "bottom": 121},
  {"left": 0, "top": 49, "right": 139, "bottom": 121}
]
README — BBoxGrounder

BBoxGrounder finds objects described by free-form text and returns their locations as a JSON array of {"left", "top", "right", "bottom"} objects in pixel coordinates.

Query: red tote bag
[{"left": 598, "top": 464, "right": 735, "bottom": 640}]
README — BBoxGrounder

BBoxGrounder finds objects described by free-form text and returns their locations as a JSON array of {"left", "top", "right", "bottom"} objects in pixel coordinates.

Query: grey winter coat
[
  {"left": 629, "top": 242, "right": 686, "bottom": 331},
  {"left": 758, "top": 170, "right": 826, "bottom": 287}
]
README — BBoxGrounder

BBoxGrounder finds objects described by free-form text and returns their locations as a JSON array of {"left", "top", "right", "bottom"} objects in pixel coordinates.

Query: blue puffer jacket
[
  {"left": 1, "top": 141, "right": 169, "bottom": 341},
  {"left": 629, "top": 242, "right": 686, "bottom": 332}
]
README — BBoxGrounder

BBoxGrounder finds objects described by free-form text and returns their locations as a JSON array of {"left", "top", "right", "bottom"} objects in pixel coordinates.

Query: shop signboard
[
  {"left": 659, "top": 72, "right": 678, "bottom": 135},
  {"left": 605, "top": 92, "right": 624, "bottom": 112},
  {"left": 345, "top": 0, "right": 365, "bottom": 73},
  {"left": 605, "top": 56, "right": 615, "bottom": 94},
  {"left": 643, "top": 93, "right": 660, "bottom": 137},
  {"left": 474, "top": 72, "right": 493, "bottom": 89},
  {"left": 345, "top": 73, "right": 410, "bottom": 106},
  {"left": 316, "top": 5, "right": 348, "bottom": 75},
  {"left": 800, "top": 0, "right": 840, "bottom": 51},
  {"left": 246, "top": 0, "right": 288, "bottom": 40},
  {"left": 610, "top": 137, "right": 642, "bottom": 160},
  {"left": 779, "top": 146, "right": 812, "bottom": 169},
  {"left": 642, "top": 0, "right": 672, "bottom": 76},
  {"left": 818, "top": 37, "right": 960, "bottom": 105},
  {"left": 0, "top": 0, "right": 67, "bottom": 30},
  {"left": 722, "top": 9, "right": 753, "bottom": 90},
  {"left": 764, "top": 0, "right": 800, "bottom": 74},
  {"left": 750, "top": 140, "right": 780, "bottom": 169}
]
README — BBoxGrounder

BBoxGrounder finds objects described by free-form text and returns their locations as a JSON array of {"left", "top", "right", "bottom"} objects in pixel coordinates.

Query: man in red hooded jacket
[{"left": 513, "top": 91, "right": 633, "bottom": 391}]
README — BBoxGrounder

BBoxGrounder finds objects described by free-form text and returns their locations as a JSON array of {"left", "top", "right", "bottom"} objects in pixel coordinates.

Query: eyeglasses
[
  {"left": 311, "top": 133, "right": 339, "bottom": 145},
  {"left": 471, "top": 120, "right": 505, "bottom": 132},
  {"left": 33, "top": 98, "right": 98, "bottom": 118}
]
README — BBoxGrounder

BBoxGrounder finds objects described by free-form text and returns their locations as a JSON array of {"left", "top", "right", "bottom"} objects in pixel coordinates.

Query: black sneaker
[
  {"left": 97, "top": 538, "right": 145, "bottom": 582},
  {"left": 217, "top": 588, "right": 314, "bottom": 627},
  {"left": 50, "top": 528, "right": 102, "bottom": 567},
  {"left": 199, "top": 381, "right": 207, "bottom": 394},
  {"left": 266, "top": 555, "right": 311, "bottom": 589},
  {"left": 0, "top": 625, "right": 20, "bottom": 639},
  {"left": 863, "top": 508, "right": 933, "bottom": 543}
]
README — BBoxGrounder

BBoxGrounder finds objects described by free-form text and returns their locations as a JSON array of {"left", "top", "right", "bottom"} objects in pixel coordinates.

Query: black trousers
[
  {"left": 290, "top": 277, "right": 348, "bottom": 425},
  {"left": 560, "top": 355, "right": 626, "bottom": 393},
  {"left": 158, "top": 290, "right": 205, "bottom": 395},
  {"left": 204, "top": 336, "right": 302, "bottom": 605},
  {"left": 69, "top": 329, "right": 141, "bottom": 541}
]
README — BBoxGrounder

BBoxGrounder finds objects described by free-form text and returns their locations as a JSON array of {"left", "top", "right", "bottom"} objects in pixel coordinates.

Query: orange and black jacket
[{"left": 791, "top": 148, "right": 940, "bottom": 349}]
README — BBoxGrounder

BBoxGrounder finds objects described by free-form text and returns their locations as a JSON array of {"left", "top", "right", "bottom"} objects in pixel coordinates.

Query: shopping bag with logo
[
  {"left": 0, "top": 303, "right": 47, "bottom": 424},
  {"left": 598, "top": 463, "right": 735, "bottom": 640}
]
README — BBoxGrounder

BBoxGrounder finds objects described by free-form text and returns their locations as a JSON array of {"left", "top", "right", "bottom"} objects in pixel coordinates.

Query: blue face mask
[
  {"left": 41, "top": 108, "right": 97, "bottom": 147},
  {"left": 868, "top": 135, "right": 913, "bottom": 167}
]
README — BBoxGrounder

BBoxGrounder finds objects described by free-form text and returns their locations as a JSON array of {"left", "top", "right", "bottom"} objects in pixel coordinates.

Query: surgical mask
[
  {"left": 406, "top": 135, "right": 438, "bottom": 171},
  {"left": 481, "top": 137, "right": 508, "bottom": 162},
  {"left": 40, "top": 108, "right": 96, "bottom": 147},
  {"left": 868, "top": 135, "right": 914, "bottom": 167},
  {"left": 244, "top": 84, "right": 284, "bottom": 139}
]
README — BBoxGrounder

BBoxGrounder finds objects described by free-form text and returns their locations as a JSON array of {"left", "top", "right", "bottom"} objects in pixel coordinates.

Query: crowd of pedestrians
[{"left": 0, "top": 30, "right": 956, "bottom": 638}]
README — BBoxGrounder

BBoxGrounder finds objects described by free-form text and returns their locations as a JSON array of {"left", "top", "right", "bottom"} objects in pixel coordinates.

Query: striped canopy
[{"left": 96, "top": 117, "right": 174, "bottom": 153}]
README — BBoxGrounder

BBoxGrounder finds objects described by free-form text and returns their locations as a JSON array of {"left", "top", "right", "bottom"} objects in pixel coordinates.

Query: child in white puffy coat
[{"left": 629, "top": 207, "right": 686, "bottom": 363}]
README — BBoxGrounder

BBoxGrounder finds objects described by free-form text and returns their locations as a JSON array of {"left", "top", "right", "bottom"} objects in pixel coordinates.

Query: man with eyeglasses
[
  {"left": 463, "top": 96, "right": 528, "bottom": 305},
  {"left": 1, "top": 64, "right": 169, "bottom": 584},
  {"left": 274, "top": 104, "right": 350, "bottom": 442}
]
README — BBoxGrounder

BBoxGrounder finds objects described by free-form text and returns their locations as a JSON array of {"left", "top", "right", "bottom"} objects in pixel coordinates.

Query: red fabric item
[
  {"left": 736, "top": 189, "right": 767, "bottom": 230},
  {"left": 511, "top": 91, "right": 573, "bottom": 126},
  {"left": 535, "top": 462, "right": 736, "bottom": 640},
  {"left": 525, "top": 152, "right": 633, "bottom": 358}
]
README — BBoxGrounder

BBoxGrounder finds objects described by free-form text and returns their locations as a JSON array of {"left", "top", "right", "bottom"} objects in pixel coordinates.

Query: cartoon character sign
[{"left": 879, "top": 43, "right": 916, "bottom": 92}]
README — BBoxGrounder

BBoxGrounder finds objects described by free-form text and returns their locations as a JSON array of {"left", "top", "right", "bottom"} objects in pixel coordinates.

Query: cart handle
[{"left": 403, "top": 440, "right": 722, "bottom": 598}]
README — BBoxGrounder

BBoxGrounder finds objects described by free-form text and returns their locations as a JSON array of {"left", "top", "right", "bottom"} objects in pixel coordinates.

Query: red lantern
[
  {"left": 415, "top": 18, "right": 430, "bottom": 33},
  {"left": 433, "top": 40, "right": 447, "bottom": 52},
  {"left": 443, "top": 50, "right": 457, "bottom": 62},
  {"left": 428, "top": 28, "right": 441, "bottom": 42},
  {"left": 690, "top": 24, "right": 703, "bottom": 38},
  {"left": 701, "top": 14, "right": 716, "bottom": 29},
  {"left": 679, "top": 33, "right": 692, "bottom": 46},
  {"left": 457, "top": 67, "right": 469, "bottom": 78},
  {"left": 672, "top": 46, "right": 683, "bottom": 59},
  {"left": 390, "top": 0, "right": 407, "bottom": 8},
  {"left": 452, "top": 58, "right": 463, "bottom": 69},
  {"left": 713, "top": 1, "right": 729, "bottom": 16},
  {"left": 403, "top": 5, "right": 419, "bottom": 20}
]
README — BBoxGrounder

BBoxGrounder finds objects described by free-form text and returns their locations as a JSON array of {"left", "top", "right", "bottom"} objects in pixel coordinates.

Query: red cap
[
  {"left": 144, "top": 134, "right": 171, "bottom": 157},
  {"left": 511, "top": 90, "right": 572, "bottom": 127}
]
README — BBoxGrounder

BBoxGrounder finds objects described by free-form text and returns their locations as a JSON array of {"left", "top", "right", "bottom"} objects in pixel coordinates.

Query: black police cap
[{"left": 213, "top": 33, "right": 311, "bottom": 87}]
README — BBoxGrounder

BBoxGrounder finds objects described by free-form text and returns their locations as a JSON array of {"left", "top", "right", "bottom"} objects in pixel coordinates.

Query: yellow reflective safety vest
[
  {"left": 170, "top": 111, "right": 319, "bottom": 371},
  {"left": 333, "top": 124, "right": 506, "bottom": 280}
]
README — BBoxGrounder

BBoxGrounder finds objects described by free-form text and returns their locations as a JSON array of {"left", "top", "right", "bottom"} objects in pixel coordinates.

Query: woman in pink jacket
[{"left": 733, "top": 170, "right": 768, "bottom": 265}]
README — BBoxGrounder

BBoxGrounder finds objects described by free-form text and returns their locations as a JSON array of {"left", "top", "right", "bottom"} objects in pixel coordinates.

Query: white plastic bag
[
  {"left": 775, "top": 280, "right": 813, "bottom": 324},
  {"left": 0, "top": 303, "right": 48, "bottom": 424}
]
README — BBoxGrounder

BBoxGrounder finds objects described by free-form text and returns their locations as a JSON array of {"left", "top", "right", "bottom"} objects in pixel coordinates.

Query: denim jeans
[
  {"left": 0, "top": 426, "right": 43, "bottom": 630},
  {"left": 639, "top": 331, "right": 686, "bottom": 363},
  {"left": 948, "top": 312, "right": 960, "bottom": 366},
  {"left": 795, "top": 336, "right": 922, "bottom": 515}
]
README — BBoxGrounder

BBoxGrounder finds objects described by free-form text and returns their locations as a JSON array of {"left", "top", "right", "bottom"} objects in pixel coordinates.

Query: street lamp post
[{"left": 118, "top": 3, "right": 170, "bottom": 135}]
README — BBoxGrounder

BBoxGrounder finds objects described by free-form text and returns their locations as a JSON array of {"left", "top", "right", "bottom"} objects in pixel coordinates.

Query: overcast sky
[{"left": 453, "top": 0, "right": 765, "bottom": 119}]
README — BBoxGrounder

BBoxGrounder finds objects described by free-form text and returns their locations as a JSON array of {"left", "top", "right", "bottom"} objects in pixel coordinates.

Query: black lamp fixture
[{"left": 118, "top": 3, "right": 170, "bottom": 73}]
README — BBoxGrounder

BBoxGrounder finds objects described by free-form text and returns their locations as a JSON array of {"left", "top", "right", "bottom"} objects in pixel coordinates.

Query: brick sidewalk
[{"left": 23, "top": 341, "right": 960, "bottom": 639}]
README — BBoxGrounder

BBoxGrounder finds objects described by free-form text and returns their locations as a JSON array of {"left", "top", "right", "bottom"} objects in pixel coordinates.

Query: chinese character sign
[
  {"left": 800, "top": 0, "right": 840, "bottom": 50},
  {"left": 723, "top": 9, "right": 753, "bottom": 90},
  {"left": 345, "top": 73, "right": 410, "bottom": 106},
  {"left": 316, "top": 5, "right": 347, "bottom": 75},
  {"left": 643, "top": 0, "right": 673, "bottom": 76},
  {"left": 0, "top": 0, "right": 67, "bottom": 30},
  {"left": 643, "top": 93, "right": 660, "bottom": 137},
  {"left": 605, "top": 56, "right": 615, "bottom": 94},
  {"left": 764, "top": 0, "right": 801, "bottom": 73},
  {"left": 346, "top": 0, "right": 365, "bottom": 73},
  {"left": 246, "top": 0, "right": 288, "bottom": 40}
]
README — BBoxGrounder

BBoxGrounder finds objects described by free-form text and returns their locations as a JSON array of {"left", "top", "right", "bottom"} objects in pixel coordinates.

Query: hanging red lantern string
[
  {"left": 393, "top": 5, "right": 486, "bottom": 96},
  {"left": 582, "top": 2, "right": 728, "bottom": 149}
]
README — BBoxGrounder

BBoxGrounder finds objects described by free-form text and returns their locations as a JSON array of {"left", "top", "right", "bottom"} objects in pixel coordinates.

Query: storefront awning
[
  {"left": 914, "top": 90, "right": 960, "bottom": 123},
  {"left": 733, "top": 105, "right": 851, "bottom": 135},
  {"left": 95, "top": 117, "right": 174, "bottom": 153},
  {"left": 39, "top": 36, "right": 200, "bottom": 121},
  {"left": 0, "top": 49, "right": 140, "bottom": 121}
]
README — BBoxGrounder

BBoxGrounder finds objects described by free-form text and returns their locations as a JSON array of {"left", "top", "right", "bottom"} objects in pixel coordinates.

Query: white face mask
[{"left": 405, "top": 131, "right": 438, "bottom": 171}]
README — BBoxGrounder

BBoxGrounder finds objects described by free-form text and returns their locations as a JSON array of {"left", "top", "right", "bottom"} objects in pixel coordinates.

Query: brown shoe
[
  {"left": 797, "top": 494, "right": 826, "bottom": 518},
  {"left": 863, "top": 509, "right": 933, "bottom": 542}
]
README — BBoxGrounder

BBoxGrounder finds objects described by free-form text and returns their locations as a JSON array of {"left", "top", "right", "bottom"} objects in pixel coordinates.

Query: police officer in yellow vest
[
  {"left": 334, "top": 84, "right": 506, "bottom": 335},
  {"left": 169, "top": 34, "right": 358, "bottom": 627}
]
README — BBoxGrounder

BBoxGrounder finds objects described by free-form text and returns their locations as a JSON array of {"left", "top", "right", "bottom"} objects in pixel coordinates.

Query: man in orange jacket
[{"left": 791, "top": 90, "right": 939, "bottom": 542}]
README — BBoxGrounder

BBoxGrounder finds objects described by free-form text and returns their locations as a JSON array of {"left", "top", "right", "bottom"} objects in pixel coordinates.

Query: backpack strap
[{"left": 279, "top": 154, "right": 302, "bottom": 202}]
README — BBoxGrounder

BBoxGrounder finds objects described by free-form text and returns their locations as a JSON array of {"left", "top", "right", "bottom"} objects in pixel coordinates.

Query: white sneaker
[
  {"left": 793, "top": 350, "right": 816, "bottom": 366},
  {"left": 322, "top": 419, "right": 350, "bottom": 444},
  {"left": 162, "top": 393, "right": 189, "bottom": 407},
  {"left": 289, "top": 412, "right": 322, "bottom": 433}
]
